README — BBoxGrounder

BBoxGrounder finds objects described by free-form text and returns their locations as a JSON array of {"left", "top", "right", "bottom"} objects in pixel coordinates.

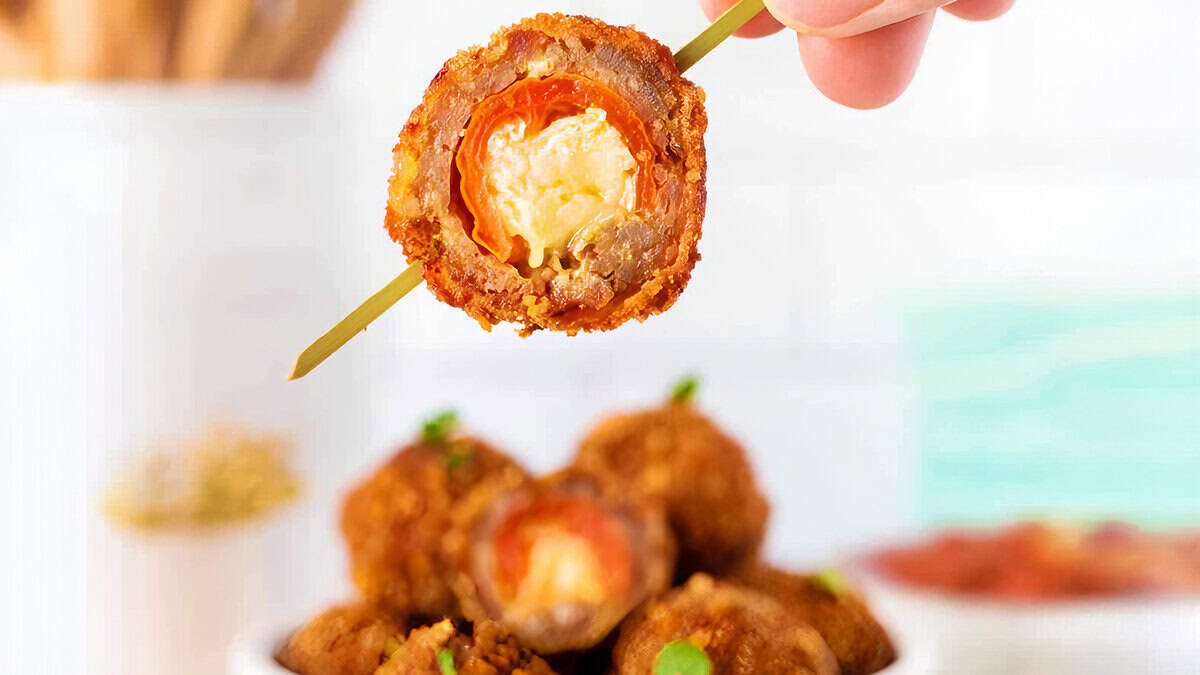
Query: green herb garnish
[
  {"left": 443, "top": 440, "right": 475, "bottom": 471},
  {"left": 421, "top": 410, "right": 459, "bottom": 445},
  {"left": 668, "top": 374, "right": 701, "bottom": 405},
  {"left": 654, "top": 641, "right": 712, "bottom": 675},
  {"left": 437, "top": 648, "right": 457, "bottom": 675},
  {"left": 812, "top": 568, "right": 849, "bottom": 596}
]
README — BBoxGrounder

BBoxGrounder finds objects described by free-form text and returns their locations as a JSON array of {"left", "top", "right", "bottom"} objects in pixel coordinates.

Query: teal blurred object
[{"left": 902, "top": 292, "right": 1200, "bottom": 527}]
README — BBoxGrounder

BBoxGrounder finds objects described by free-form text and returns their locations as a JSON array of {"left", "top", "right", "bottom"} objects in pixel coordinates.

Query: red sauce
[
  {"left": 455, "top": 74, "right": 656, "bottom": 264},
  {"left": 872, "top": 522, "right": 1200, "bottom": 601},
  {"left": 491, "top": 495, "right": 634, "bottom": 600}
]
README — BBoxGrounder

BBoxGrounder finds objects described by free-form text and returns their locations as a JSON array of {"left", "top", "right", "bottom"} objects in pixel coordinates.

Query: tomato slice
[{"left": 456, "top": 74, "right": 656, "bottom": 264}]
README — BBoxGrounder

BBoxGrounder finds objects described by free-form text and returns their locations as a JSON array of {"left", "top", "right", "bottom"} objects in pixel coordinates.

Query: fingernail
[{"left": 764, "top": 0, "right": 884, "bottom": 29}]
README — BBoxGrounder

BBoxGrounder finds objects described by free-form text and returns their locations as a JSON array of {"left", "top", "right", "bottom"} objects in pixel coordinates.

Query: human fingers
[
  {"left": 941, "top": 0, "right": 1014, "bottom": 21},
  {"left": 764, "top": 0, "right": 951, "bottom": 38},
  {"left": 795, "top": 10, "right": 935, "bottom": 109},
  {"left": 699, "top": 0, "right": 786, "bottom": 38}
]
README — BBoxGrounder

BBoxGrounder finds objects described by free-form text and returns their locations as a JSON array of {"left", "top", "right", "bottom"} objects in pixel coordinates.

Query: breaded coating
[
  {"left": 387, "top": 13, "right": 707, "bottom": 335},
  {"left": 342, "top": 436, "right": 529, "bottom": 618},
  {"left": 375, "top": 619, "right": 557, "bottom": 675},
  {"left": 735, "top": 565, "right": 897, "bottom": 674},
  {"left": 445, "top": 471, "right": 675, "bottom": 653},
  {"left": 572, "top": 402, "right": 768, "bottom": 577},
  {"left": 275, "top": 603, "right": 404, "bottom": 675},
  {"left": 612, "top": 574, "right": 839, "bottom": 675}
]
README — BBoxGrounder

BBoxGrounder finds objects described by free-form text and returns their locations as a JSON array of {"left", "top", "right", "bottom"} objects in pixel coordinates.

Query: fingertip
[
  {"left": 796, "top": 11, "right": 935, "bottom": 109},
  {"left": 942, "top": 0, "right": 1015, "bottom": 22},
  {"left": 700, "top": 0, "right": 786, "bottom": 38}
]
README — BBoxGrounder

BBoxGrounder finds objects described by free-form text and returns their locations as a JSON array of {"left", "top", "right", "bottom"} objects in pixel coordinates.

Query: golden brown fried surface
[
  {"left": 375, "top": 619, "right": 557, "bottom": 675},
  {"left": 341, "top": 436, "right": 529, "bottom": 618},
  {"left": 275, "top": 603, "right": 404, "bottom": 675},
  {"left": 444, "top": 470, "right": 675, "bottom": 654},
  {"left": 612, "top": 574, "right": 840, "bottom": 675},
  {"left": 572, "top": 402, "right": 768, "bottom": 577},
  {"left": 387, "top": 13, "right": 707, "bottom": 335},
  {"left": 735, "top": 565, "right": 897, "bottom": 674}
]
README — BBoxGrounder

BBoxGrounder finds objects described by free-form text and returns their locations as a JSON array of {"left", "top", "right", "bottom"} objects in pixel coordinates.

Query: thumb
[{"left": 763, "top": 0, "right": 953, "bottom": 37}]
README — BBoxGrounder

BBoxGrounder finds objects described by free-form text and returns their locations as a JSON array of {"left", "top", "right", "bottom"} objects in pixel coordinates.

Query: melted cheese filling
[
  {"left": 503, "top": 529, "right": 608, "bottom": 612},
  {"left": 482, "top": 107, "right": 637, "bottom": 268}
]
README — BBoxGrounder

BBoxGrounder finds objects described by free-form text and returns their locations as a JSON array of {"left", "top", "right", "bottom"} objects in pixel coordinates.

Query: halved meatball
[
  {"left": 572, "top": 396, "right": 768, "bottom": 577},
  {"left": 275, "top": 603, "right": 404, "bottom": 675},
  {"left": 734, "top": 565, "right": 897, "bottom": 674},
  {"left": 612, "top": 574, "right": 839, "bottom": 675},
  {"left": 387, "top": 13, "right": 707, "bottom": 335},
  {"left": 445, "top": 471, "right": 675, "bottom": 653},
  {"left": 341, "top": 426, "right": 528, "bottom": 618}
]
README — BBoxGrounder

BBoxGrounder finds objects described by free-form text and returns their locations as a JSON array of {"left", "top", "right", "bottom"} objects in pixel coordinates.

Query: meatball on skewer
[
  {"left": 572, "top": 378, "right": 769, "bottom": 578},
  {"left": 445, "top": 471, "right": 675, "bottom": 653},
  {"left": 341, "top": 412, "right": 528, "bottom": 618},
  {"left": 388, "top": 13, "right": 707, "bottom": 336},
  {"left": 289, "top": 6, "right": 767, "bottom": 379},
  {"left": 612, "top": 574, "right": 840, "bottom": 675}
]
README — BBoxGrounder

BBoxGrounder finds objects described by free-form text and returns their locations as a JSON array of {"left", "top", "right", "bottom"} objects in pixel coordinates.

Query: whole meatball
[
  {"left": 734, "top": 564, "right": 896, "bottom": 674},
  {"left": 573, "top": 396, "right": 768, "bottom": 577},
  {"left": 275, "top": 603, "right": 404, "bottom": 675},
  {"left": 612, "top": 574, "right": 839, "bottom": 675},
  {"left": 342, "top": 420, "right": 528, "bottom": 618}
]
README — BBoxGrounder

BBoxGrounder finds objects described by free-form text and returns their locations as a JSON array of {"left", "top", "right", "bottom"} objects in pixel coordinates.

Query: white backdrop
[{"left": 0, "top": 1, "right": 1197, "bottom": 672}]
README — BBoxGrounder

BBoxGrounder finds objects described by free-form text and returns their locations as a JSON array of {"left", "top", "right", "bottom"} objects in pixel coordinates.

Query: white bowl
[
  {"left": 230, "top": 622, "right": 935, "bottom": 674},
  {"left": 856, "top": 567, "right": 1200, "bottom": 675}
]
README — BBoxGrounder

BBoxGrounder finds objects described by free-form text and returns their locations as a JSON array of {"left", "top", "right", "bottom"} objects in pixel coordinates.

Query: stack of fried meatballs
[{"left": 277, "top": 383, "right": 897, "bottom": 675}]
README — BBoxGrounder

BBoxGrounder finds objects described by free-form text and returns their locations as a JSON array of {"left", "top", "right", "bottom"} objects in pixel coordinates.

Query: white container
[
  {"left": 1, "top": 87, "right": 372, "bottom": 675},
  {"left": 229, "top": 626, "right": 935, "bottom": 675},
  {"left": 857, "top": 567, "right": 1200, "bottom": 675}
]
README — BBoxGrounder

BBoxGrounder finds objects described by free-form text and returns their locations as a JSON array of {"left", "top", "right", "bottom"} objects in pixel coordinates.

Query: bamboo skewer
[
  {"left": 286, "top": 0, "right": 766, "bottom": 381},
  {"left": 225, "top": 0, "right": 309, "bottom": 80},
  {"left": 0, "top": 14, "right": 39, "bottom": 79},
  {"left": 274, "top": 0, "right": 356, "bottom": 80},
  {"left": 175, "top": 0, "right": 255, "bottom": 80},
  {"left": 105, "top": 0, "right": 178, "bottom": 79},
  {"left": 0, "top": 0, "right": 353, "bottom": 81},
  {"left": 287, "top": 262, "right": 424, "bottom": 381},
  {"left": 36, "top": 0, "right": 107, "bottom": 79},
  {"left": 675, "top": 0, "right": 765, "bottom": 73}
]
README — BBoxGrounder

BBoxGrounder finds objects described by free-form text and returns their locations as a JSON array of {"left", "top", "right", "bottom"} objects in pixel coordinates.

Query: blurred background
[{"left": 0, "top": 0, "right": 1196, "bottom": 673}]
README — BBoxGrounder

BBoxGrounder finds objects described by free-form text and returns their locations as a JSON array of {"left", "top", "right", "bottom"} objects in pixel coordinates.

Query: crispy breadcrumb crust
[
  {"left": 572, "top": 403, "right": 769, "bottom": 578},
  {"left": 275, "top": 603, "right": 404, "bottom": 675},
  {"left": 341, "top": 437, "right": 529, "bottom": 618},
  {"left": 734, "top": 564, "right": 898, "bottom": 674},
  {"left": 375, "top": 619, "right": 557, "bottom": 675},
  {"left": 612, "top": 574, "right": 840, "bottom": 675},
  {"left": 386, "top": 13, "right": 707, "bottom": 335}
]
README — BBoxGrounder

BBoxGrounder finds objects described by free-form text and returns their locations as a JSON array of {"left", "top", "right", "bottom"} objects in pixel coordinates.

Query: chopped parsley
[
  {"left": 654, "top": 640, "right": 711, "bottom": 675},
  {"left": 421, "top": 410, "right": 459, "bottom": 445},
  {"left": 668, "top": 374, "right": 701, "bottom": 404}
]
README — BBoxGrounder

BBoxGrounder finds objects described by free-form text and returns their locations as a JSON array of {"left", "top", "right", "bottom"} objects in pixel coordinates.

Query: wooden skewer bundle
[{"left": 0, "top": 0, "right": 356, "bottom": 81}]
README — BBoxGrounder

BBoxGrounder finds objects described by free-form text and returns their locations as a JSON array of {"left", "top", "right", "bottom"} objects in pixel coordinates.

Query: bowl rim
[
  {"left": 231, "top": 621, "right": 935, "bottom": 675},
  {"left": 845, "top": 544, "right": 1200, "bottom": 614}
]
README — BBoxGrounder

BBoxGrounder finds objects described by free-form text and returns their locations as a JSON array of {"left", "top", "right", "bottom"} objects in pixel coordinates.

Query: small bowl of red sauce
[{"left": 855, "top": 521, "right": 1200, "bottom": 675}]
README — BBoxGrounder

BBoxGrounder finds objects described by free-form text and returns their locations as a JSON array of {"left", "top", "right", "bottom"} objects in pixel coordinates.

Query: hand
[{"left": 700, "top": 0, "right": 1015, "bottom": 109}]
